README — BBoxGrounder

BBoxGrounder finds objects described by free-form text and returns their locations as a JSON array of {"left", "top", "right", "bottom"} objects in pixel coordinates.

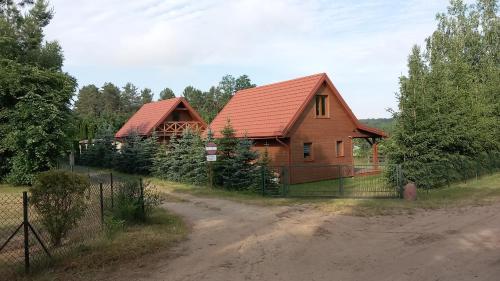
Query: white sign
[{"left": 206, "top": 155, "right": 217, "bottom": 162}]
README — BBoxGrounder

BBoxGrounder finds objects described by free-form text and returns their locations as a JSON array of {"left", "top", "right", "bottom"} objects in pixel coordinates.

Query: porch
[{"left": 154, "top": 121, "right": 206, "bottom": 136}]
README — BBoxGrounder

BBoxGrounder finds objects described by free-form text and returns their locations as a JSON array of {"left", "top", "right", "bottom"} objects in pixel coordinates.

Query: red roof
[
  {"left": 209, "top": 73, "right": 386, "bottom": 138},
  {"left": 115, "top": 98, "right": 205, "bottom": 138}
]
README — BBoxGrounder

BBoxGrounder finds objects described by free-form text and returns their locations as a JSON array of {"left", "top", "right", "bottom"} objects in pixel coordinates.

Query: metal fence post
[
  {"left": 110, "top": 173, "right": 114, "bottom": 209},
  {"left": 22, "top": 192, "right": 30, "bottom": 274},
  {"left": 99, "top": 183, "right": 104, "bottom": 227}
]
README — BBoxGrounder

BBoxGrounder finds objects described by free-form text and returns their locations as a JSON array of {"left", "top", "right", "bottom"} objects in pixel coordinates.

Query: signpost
[{"left": 205, "top": 142, "right": 217, "bottom": 188}]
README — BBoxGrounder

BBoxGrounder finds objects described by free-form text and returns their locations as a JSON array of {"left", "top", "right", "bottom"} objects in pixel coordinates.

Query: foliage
[
  {"left": 214, "top": 120, "right": 259, "bottom": 190},
  {"left": 111, "top": 180, "right": 163, "bottom": 223},
  {"left": 154, "top": 130, "right": 207, "bottom": 185},
  {"left": 359, "top": 118, "right": 394, "bottom": 135},
  {"left": 73, "top": 81, "right": 153, "bottom": 141},
  {"left": 387, "top": 0, "right": 500, "bottom": 189},
  {"left": 30, "top": 170, "right": 89, "bottom": 246},
  {"left": 257, "top": 148, "right": 278, "bottom": 193},
  {"left": 103, "top": 216, "right": 125, "bottom": 239},
  {"left": 78, "top": 136, "right": 117, "bottom": 168},
  {"left": 159, "top": 87, "right": 175, "bottom": 100},
  {"left": 140, "top": 88, "right": 153, "bottom": 104},
  {"left": 0, "top": 0, "right": 77, "bottom": 184},
  {"left": 182, "top": 74, "right": 256, "bottom": 122},
  {"left": 113, "top": 133, "right": 158, "bottom": 175}
]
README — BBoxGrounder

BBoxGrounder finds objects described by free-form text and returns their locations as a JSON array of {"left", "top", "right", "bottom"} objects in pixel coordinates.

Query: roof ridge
[
  {"left": 236, "top": 73, "right": 326, "bottom": 95},
  {"left": 146, "top": 97, "right": 181, "bottom": 105}
]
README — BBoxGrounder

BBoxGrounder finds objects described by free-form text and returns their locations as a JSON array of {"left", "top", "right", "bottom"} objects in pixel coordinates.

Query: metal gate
[{"left": 264, "top": 164, "right": 403, "bottom": 198}]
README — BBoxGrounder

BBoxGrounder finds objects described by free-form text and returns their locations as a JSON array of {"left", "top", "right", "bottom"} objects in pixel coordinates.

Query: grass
[
  {"left": 288, "top": 173, "right": 397, "bottom": 197},
  {"left": 0, "top": 184, "right": 28, "bottom": 194},
  {"left": 11, "top": 207, "right": 187, "bottom": 281},
  {"left": 151, "top": 172, "right": 500, "bottom": 216}
]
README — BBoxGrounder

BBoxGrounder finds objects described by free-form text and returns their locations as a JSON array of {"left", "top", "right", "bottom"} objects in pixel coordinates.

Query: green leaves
[
  {"left": 388, "top": 0, "right": 500, "bottom": 188},
  {"left": 0, "top": 1, "right": 76, "bottom": 184},
  {"left": 182, "top": 74, "right": 256, "bottom": 123}
]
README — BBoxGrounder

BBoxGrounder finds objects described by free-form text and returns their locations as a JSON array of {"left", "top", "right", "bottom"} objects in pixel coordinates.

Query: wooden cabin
[
  {"left": 115, "top": 97, "right": 207, "bottom": 143},
  {"left": 209, "top": 73, "right": 386, "bottom": 184}
]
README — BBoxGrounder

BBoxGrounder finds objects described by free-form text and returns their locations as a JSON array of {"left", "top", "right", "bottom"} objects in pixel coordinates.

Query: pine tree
[
  {"left": 231, "top": 137, "right": 258, "bottom": 190},
  {"left": 214, "top": 120, "right": 239, "bottom": 188},
  {"left": 388, "top": 0, "right": 500, "bottom": 188},
  {"left": 257, "top": 147, "right": 278, "bottom": 193}
]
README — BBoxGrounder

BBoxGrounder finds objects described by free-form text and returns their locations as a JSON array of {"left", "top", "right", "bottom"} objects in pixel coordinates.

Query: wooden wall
[{"left": 286, "top": 83, "right": 358, "bottom": 183}]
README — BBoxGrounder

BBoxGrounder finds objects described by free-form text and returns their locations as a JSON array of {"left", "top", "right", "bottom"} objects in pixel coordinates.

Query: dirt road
[{"left": 111, "top": 194, "right": 500, "bottom": 281}]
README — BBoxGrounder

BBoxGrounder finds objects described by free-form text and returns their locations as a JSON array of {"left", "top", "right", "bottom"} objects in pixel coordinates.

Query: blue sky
[{"left": 44, "top": 0, "right": 460, "bottom": 118}]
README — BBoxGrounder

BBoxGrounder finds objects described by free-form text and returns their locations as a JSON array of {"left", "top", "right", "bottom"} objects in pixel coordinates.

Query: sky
[{"left": 44, "top": 0, "right": 460, "bottom": 118}]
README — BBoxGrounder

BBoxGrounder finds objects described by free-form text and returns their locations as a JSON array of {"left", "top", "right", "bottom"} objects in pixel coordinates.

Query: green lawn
[
  {"left": 288, "top": 173, "right": 397, "bottom": 198},
  {"left": 0, "top": 184, "right": 27, "bottom": 194},
  {"left": 0, "top": 184, "right": 27, "bottom": 232}
]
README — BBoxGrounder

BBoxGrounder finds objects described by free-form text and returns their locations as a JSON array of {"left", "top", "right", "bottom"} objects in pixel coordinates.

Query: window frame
[
  {"left": 336, "top": 140, "right": 344, "bottom": 157},
  {"left": 315, "top": 95, "right": 329, "bottom": 118},
  {"left": 303, "top": 142, "right": 313, "bottom": 161}
]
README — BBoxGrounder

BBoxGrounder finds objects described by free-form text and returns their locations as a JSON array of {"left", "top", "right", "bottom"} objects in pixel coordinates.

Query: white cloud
[{"left": 44, "top": 0, "right": 455, "bottom": 117}]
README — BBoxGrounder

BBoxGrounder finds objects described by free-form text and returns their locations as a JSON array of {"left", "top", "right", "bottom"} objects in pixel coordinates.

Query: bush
[
  {"left": 30, "top": 170, "right": 89, "bottom": 246},
  {"left": 112, "top": 180, "right": 163, "bottom": 223}
]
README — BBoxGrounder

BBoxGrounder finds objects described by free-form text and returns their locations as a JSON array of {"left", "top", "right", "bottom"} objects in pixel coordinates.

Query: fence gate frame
[{"left": 264, "top": 164, "right": 404, "bottom": 198}]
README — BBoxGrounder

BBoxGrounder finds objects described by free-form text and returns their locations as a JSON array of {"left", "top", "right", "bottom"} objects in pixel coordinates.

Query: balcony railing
[{"left": 155, "top": 121, "right": 206, "bottom": 135}]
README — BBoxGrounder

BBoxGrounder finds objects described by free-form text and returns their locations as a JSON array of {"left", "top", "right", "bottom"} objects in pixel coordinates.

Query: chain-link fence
[{"left": 0, "top": 171, "right": 144, "bottom": 277}]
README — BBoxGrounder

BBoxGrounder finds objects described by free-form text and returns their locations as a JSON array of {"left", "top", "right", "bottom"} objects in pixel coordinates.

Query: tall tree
[
  {"left": 120, "top": 82, "right": 140, "bottom": 113},
  {"left": 140, "top": 88, "right": 153, "bottom": 104},
  {"left": 101, "top": 82, "right": 121, "bottom": 116},
  {"left": 0, "top": 0, "right": 77, "bottom": 184},
  {"left": 74, "top": 85, "right": 101, "bottom": 118},
  {"left": 388, "top": 0, "right": 500, "bottom": 188},
  {"left": 159, "top": 87, "right": 175, "bottom": 100}
]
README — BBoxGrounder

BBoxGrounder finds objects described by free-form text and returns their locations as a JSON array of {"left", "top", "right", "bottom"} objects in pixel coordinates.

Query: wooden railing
[{"left": 155, "top": 121, "right": 206, "bottom": 136}]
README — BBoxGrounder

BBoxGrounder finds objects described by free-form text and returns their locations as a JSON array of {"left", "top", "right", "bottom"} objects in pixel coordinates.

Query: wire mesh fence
[
  {"left": 264, "top": 164, "right": 403, "bottom": 198},
  {"left": 0, "top": 170, "right": 144, "bottom": 277}
]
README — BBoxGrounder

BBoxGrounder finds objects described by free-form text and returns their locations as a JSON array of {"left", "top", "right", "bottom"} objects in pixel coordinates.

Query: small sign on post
[
  {"left": 205, "top": 142, "right": 217, "bottom": 155},
  {"left": 205, "top": 142, "right": 217, "bottom": 188}
]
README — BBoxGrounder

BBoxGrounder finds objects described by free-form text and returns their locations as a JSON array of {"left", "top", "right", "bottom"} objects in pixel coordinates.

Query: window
[
  {"left": 336, "top": 140, "right": 344, "bottom": 157},
  {"left": 315, "top": 95, "right": 329, "bottom": 117},
  {"left": 303, "top": 142, "right": 312, "bottom": 160}
]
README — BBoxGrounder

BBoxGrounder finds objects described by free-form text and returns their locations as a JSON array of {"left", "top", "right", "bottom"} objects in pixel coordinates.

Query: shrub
[
  {"left": 30, "top": 170, "right": 89, "bottom": 246},
  {"left": 112, "top": 180, "right": 163, "bottom": 223}
]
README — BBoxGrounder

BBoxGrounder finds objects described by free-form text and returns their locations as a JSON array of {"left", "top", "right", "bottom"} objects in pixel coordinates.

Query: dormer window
[{"left": 315, "top": 95, "right": 329, "bottom": 117}]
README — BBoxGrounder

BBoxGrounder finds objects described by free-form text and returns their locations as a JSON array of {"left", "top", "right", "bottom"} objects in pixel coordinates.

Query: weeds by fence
[{"left": 0, "top": 171, "right": 146, "bottom": 277}]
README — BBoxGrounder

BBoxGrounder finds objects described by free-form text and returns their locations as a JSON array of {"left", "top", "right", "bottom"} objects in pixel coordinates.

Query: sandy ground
[{"left": 106, "top": 194, "right": 500, "bottom": 281}]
